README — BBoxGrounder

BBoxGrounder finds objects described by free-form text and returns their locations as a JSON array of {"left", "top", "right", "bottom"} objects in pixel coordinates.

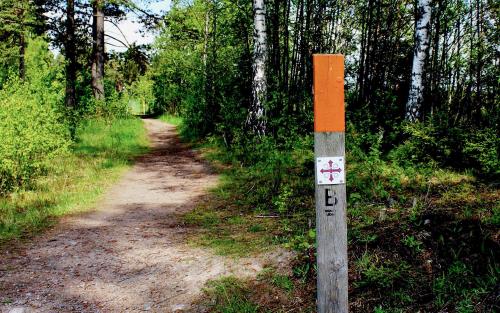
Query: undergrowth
[
  {"left": 171, "top": 114, "right": 499, "bottom": 312},
  {"left": 0, "top": 118, "right": 149, "bottom": 243},
  {"left": 159, "top": 113, "right": 184, "bottom": 127},
  {"left": 202, "top": 277, "right": 260, "bottom": 313}
]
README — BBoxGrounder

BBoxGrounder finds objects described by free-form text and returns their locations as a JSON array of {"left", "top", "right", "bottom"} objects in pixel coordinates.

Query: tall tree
[
  {"left": 0, "top": 0, "right": 34, "bottom": 80},
  {"left": 65, "top": 0, "right": 77, "bottom": 108},
  {"left": 247, "top": 0, "right": 268, "bottom": 136},
  {"left": 406, "top": 0, "right": 431, "bottom": 122},
  {"left": 92, "top": 0, "right": 105, "bottom": 100},
  {"left": 65, "top": 0, "right": 77, "bottom": 137},
  {"left": 18, "top": 32, "right": 25, "bottom": 80}
]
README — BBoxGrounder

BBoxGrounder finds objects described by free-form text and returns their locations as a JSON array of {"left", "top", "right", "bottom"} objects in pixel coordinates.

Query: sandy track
[{"left": 0, "top": 119, "right": 277, "bottom": 313}]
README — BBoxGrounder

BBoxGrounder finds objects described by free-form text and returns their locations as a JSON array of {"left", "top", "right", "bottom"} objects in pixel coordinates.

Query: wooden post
[{"left": 313, "top": 54, "right": 348, "bottom": 313}]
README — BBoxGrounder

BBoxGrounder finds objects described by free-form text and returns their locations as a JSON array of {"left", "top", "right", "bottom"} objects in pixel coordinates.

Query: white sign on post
[{"left": 316, "top": 157, "right": 345, "bottom": 185}]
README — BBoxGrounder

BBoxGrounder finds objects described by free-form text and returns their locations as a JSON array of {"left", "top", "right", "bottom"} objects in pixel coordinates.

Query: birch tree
[
  {"left": 247, "top": 0, "right": 267, "bottom": 136},
  {"left": 406, "top": 0, "right": 431, "bottom": 122}
]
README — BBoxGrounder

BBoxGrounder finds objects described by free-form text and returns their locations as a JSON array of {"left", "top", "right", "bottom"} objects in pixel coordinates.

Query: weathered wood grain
[{"left": 314, "top": 132, "right": 348, "bottom": 313}]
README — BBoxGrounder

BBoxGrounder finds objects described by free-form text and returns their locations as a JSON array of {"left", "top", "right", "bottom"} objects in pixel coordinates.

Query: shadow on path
[{"left": 0, "top": 119, "right": 270, "bottom": 313}]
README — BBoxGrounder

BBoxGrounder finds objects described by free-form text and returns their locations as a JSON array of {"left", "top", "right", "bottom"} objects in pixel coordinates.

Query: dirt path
[{"left": 0, "top": 119, "right": 282, "bottom": 313}]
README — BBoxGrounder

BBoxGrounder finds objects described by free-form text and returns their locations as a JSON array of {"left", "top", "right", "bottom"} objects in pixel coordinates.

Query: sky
[{"left": 105, "top": 0, "right": 172, "bottom": 53}]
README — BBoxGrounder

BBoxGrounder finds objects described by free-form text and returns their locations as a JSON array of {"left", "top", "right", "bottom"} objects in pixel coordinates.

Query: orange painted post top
[{"left": 313, "top": 54, "right": 345, "bottom": 132}]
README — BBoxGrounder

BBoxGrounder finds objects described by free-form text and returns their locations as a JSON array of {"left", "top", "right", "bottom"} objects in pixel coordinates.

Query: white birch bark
[
  {"left": 247, "top": 0, "right": 267, "bottom": 135},
  {"left": 406, "top": 0, "right": 431, "bottom": 122},
  {"left": 202, "top": 1, "right": 209, "bottom": 66}
]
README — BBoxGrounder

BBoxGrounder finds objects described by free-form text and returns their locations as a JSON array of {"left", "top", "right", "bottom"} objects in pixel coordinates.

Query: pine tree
[
  {"left": 92, "top": 0, "right": 105, "bottom": 100},
  {"left": 0, "top": 0, "right": 36, "bottom": 80}
]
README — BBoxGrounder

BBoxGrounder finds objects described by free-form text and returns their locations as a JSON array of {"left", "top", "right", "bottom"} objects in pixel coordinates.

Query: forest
[{"left": 0, "top": 0, "right": 498, "bottom": 312}]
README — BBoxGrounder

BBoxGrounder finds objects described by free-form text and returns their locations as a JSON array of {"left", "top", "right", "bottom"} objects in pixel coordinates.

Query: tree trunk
[
  {"left": 203, "top": 2, "right": 209, "bottom": 67},
  {"left": 282, "top": 0, "right": 290, "bottom": 95},
  {"left": 247, "top": 0, "right": 267, "bottom": 136},
  {"left": 66, "top": 0, "right": 77, "bottom": 138},
  {"left": 66, "top": 0, "right": 76, "bottom": 109},
  {"left": 475, "top": 0, "right": 482, "bottom": 116},
  {"left": 406, "top": 0, "right": 431, "bottom": 122},
  {"left": 19, "top": 33, "right": 25, "bottom": 80},
  {"left": 92, "top": 0, "right": 105, "bottom": 100},
  {"left": 203, "top": 0, "right": 210, "bottom": 117}
]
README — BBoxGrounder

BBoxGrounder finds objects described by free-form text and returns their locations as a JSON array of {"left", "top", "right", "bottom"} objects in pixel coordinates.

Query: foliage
[
  {"left": 0, "top": 0, "right": 38, "bottom": 84},
  {"left": 159, "top": 113, "right": 184, "bottom": 127},
  {"left": 151, "top": 0, "right": 499, "bottom": 175},
  {"left": 181, "top": 118, "right": 499, "bottom": 311},
  {"left": 0, "top": 34, "right": 149, "bottom": 238},
  {"left": 0, "top": 117, "right": 149, "bottom": 242},
  {"left": 270, "top": 274, "right": 294, "bottom": 293},
  {"left": 0, "top": 81, "right": 68, "bottom": 194},
  {"left": 151, "top": 0, "right": 250, "bottom": 141},
  {"left": 125, "top": 75, "right": 156, "bottom": 115},
  {"left": 462, "top": 128, "right": 500, "bottom": 175},
  {"left": 0, "top": 37, "right": 68, "bottom": 194},
  {"left": 0, "top": 0, "right": 497, "bottom": 311},
  {"left": 107, "top": 44, "right": 150, "bottom": 87},
  {"left": 74, "top": 73, "right": 132, "bottom": 119},
  {"left": 390, "top": 121, "right": 499, "bottom": 174}
]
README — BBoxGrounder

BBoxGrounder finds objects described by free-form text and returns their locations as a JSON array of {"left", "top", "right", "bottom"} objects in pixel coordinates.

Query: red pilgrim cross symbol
[
  {"left": 316, "top": 157, "right": 344, "bottom": 185},
  {"left": 320, "top": 160, "right": 342, "bottom": 182}
]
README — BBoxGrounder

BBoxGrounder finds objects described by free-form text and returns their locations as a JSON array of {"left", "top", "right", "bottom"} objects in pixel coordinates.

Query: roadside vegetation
[
  {"left": 151, "top": 1, "right": 498, "bottom": 311},
  {"left": 0, "top": 36, "right": 149, "bottom": 243},
  {"left": 168, "top": 109, "right": 498, "bottom": 311},
  {"left": 1, "top": 0, "right": 498, "bottom": 312},
  {"left": 0, "top": 118, "right": 148, "bottom": 242}
]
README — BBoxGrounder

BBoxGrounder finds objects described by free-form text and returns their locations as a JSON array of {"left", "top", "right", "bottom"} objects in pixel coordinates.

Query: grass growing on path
[
  {"left": 0, "top": 118, "right": 149, "bottom": 243},
  {"left": 157, "top": 114, "right": 279, "bottom": 257},
  {"left": 159, "top": 113, "right": 183, "bottom": 127},
  {"left": 202, "top": 277, "right": 260, "bottom": 313}
]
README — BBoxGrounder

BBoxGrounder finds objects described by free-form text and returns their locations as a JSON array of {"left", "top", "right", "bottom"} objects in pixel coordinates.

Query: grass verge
[
  {"left": 163, "top": 116, "right": 499, "bottom": 312},
  {"left": 159, "top": 113, "right": 183, "bottom": 127},
  {"left": 198, "top": 270, "right": 314, "bottom": 313},
  {"left": 0, "top": 118, "right": 149, "bottom": 243}
]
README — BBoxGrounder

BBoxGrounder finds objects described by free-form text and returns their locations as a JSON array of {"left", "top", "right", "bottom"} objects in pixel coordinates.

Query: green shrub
[
  {"left": 0, "top": 79, "right": 69, "bottom": 194},
  {"left": 389, "top": 121, "right": 499, "bottom": 174},
  {"left": 77, "top": 74, "right": 131, "bottom": 120},
  {"left": 95, "top": 95, "right": 130, "bottom": 119},
  {"left": 462, "top": 128, "right": 499, "bottom": 174},
  {"left": 389, "top": 122, "right": 442, "bottom": 167},
  {"left": 0, "top": 37, "right": 69, "bottom": 194},
  {"left": 0, "top": 117, "right": 148, "bottom": 241}
]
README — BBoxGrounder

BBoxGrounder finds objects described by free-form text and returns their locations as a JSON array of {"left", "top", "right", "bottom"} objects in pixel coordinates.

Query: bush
[
  {"left": 126, "top": 75, "right": 156, "bottom": 115},
  {"left": 0, "top": 37, "right": 69, "bottom": 194},
  {"left": 77, "top": 72, "right": 131, "bottom": 120},
  {"left": 462, "top": 128, "right": 499, "bottom": 174},
  {"left": 94, "top": 94, "right": 130, "bottom": 119},
  {"left": 389, "top": 121, "right": 499, "bottom": 174},
  {"left": 389, "top": 122, "right": 443, "bottom": 167},
  {"left": 0, "top": 79, "right": 69, "bottom": 194}
]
